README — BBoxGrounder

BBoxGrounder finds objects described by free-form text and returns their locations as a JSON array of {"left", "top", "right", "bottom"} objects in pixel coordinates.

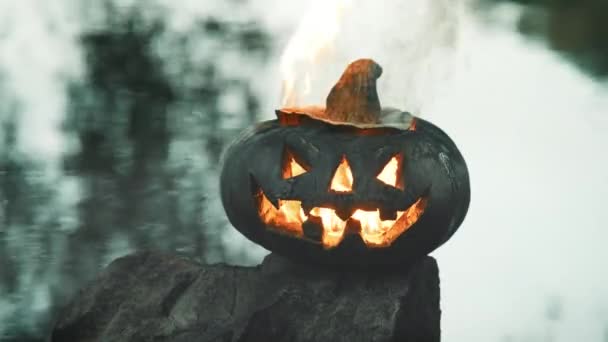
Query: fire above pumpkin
[{"left": 220, "top": 58, "right": 470, "bottom": 266}]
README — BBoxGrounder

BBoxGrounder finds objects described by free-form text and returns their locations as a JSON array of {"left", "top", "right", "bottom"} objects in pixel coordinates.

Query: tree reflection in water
[{"left": 0, "top": 1, "right": 270, "bottom": 340}]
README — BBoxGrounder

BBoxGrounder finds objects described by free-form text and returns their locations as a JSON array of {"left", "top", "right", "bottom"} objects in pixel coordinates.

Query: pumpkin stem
[{"left": 325, "top": 59, "right": 383, "bottom": 124}]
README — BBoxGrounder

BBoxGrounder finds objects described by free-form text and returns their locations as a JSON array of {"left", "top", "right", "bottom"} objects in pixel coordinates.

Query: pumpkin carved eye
[
  {"left": 282, "top": 148, "right": 309, "bottom": 179},
  {"left": 330, "top": 156, "right": 354, "bottom": 193},
  {"left": 376, "top": 154, "right": 404, "bottom": 190}
]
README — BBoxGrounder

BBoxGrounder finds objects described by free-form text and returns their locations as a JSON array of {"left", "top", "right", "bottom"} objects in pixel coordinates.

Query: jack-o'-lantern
[{"left": 220, "top": 59, "right": 470, "bottom": 267}]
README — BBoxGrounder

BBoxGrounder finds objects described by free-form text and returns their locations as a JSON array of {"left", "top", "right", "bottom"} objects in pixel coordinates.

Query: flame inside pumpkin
[
  {"left": 255, "top": 154, "right": 427, "bottom": 248},
  {"left": 330, "top": 156, "right": 353, "bottom": 192}
]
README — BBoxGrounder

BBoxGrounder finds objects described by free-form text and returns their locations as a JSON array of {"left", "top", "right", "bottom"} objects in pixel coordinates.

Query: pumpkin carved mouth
[{"left": 256, "top": 189, "right": 427, "bottom": 248}]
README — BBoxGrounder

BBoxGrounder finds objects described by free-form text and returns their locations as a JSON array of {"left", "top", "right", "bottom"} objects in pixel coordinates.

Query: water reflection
[{"left": 0, "top": 2, "right": 270, "bottom": 340}]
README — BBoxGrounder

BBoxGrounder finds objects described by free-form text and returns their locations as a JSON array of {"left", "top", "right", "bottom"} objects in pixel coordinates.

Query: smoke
[
  {"left": 267, "top": 0, "right": 467, "bottom": 115},
  {"left": 335, "top": 0, "right": 466, "bottom": 115}
]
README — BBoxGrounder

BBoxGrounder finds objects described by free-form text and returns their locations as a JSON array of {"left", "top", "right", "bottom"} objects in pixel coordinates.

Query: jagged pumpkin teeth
[{"left": 255, "top": 189, "right": 427, "bottom": 249}]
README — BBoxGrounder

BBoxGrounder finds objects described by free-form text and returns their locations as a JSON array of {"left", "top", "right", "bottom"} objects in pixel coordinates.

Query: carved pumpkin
[{"left": 220, "top": 59, "right": 470, "bottom": 267}]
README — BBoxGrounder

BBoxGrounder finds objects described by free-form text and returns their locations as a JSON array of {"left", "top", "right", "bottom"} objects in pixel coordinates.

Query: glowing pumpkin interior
[{"left": 256, "top": 148, "right": 427, "bottom": 248}]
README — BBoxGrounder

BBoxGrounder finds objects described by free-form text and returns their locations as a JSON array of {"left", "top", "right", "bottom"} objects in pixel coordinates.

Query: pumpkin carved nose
[{"left": 330, "top": 156, "right": 354, "bottom": 193}]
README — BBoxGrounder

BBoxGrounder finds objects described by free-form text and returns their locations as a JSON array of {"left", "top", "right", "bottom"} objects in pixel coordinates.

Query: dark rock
[{"left": 51, "top": 251, "right": 440, "bottom": 342}]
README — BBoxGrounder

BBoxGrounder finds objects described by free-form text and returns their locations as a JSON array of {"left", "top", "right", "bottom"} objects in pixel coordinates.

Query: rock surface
[{"left": 51, "top": 251, "right": 440, "bottom": 342}]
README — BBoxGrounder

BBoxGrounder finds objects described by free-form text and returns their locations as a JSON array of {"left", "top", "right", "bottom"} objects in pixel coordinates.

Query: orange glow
[
  {"left": 309, "top": 207, "right": 347, "bottom": 247},
  {"left": 352, "top": 197, "right": 427, "bottom": 247},
  {"left": 280, "top": 0, "right": 352, "bottom": 107},
  {"left": 330, "top": 156, "right": 353, "bottom": 192},
  {"left": 257, "top": 191, "right": 306, "bottom": 236},
  {"left": 376, "top": 155, "right": 403, "bottom": 189},
  {"left": 352, "top": 209, "right": 395, "bottom": 236},
  {"left": 282, "top": 150, "right": 308, "bottom": 179},
  {"left": 256, "top": 189, "right": 426, "bottom": 248}
]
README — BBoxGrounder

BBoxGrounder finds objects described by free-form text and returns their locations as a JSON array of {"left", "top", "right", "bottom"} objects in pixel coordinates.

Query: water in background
[
  {"left": 0, "top": 1, "right": 273, "bottom": 339},
  {"left": 1, "top": 1, "right": 608, "bottom": 341}
]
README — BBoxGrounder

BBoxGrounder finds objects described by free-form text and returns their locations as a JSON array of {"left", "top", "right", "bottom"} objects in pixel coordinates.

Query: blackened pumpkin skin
[{"left": 220, "top": 115, "right": 470, "bottom": 268}]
